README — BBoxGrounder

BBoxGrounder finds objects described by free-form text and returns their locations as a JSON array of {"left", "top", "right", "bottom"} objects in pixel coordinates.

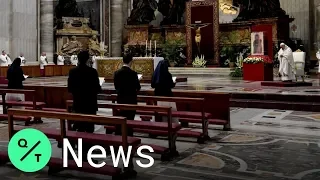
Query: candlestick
[
  {"left": 154, "top": 40, "right": 157, "bottom": 57},
  {"left": 145, "top": 40, "right": 148, "bottom": 57},
  {"left": 149, "top": 40, "right": 152, "bottom": 57}
]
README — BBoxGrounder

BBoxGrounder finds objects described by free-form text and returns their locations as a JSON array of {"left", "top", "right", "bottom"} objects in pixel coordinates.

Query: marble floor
[
  {"left": 0, "top": 76, "right": 319, "bottom": 179},
  {"left": 20, "top": 76, "right": 320, "bottom": 96}
]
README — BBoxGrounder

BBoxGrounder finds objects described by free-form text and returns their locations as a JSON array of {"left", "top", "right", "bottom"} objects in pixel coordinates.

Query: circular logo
[{"left": 8, "top": 128, "right": 52, "bottom": 172}]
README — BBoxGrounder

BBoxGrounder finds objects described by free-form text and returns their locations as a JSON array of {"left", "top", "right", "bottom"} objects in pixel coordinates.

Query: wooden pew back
[
  {"left": 171, "top": 91, "right": 230, "bottom": 120},
  {"left": 66, "top": 100, "right": 176, "bottom": 151},
  {"left": 0, "top": 89, "right": 37, "bottom": 111},
  {"left": 98, "top": 94, "right": 205, "bottom": 110},
  {"left": 7, "top": 108, "right": 129, "bottom": 147}
]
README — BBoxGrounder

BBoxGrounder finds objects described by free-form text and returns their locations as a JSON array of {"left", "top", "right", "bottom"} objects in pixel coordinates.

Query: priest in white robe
[
  {"left": 57, "top": 53, "right": 64, "bottom": 65},
  {"left": 70, "top": 53, "right": 78, "bottom": 66},
  {"left": 39, "top": 52, "right": 48, "bottom": 76},
  {"left": 0, "top": 50, "right": 9, "bottom": 66},
  {"left": 19, "top": 53, "right": 26, "bottom": 66},
  {"left": 91, "top": 55, "right": 97, "bottom": 69},
  {"left": 278, "top": 43, "right": 295, "bottom": 82}
]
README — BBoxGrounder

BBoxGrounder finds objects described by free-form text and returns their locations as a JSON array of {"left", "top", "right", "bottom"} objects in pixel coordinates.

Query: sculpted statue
[
  {"left": 233, "top": 0, "right": 286, "bottom": 21},
  {"left": 61, "top": 36, "right": 83, "bottom": 55},
  {"left": 127, "top": 0, "right": 158, "bottom": 25},
  {"left": 88, "top": 35, "right": 108, "bottom": 56},
  {"left": 158, "top": 0, "right": 188, "bottom": 25}
]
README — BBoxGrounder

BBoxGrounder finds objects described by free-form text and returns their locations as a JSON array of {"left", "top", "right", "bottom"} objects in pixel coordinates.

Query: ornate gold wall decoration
[
  {"left": 125, "top": 25, "right": 149, "bottom": 46},
  {"left": 220, "top": 29, "right": 251, "bottom": 45},
  {"left": 96, "top": 57, "right": 154, "bottom": 79}
]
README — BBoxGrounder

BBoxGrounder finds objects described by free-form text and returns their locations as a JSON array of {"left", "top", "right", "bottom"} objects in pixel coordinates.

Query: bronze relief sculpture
[
  {"left": 158, "top": 0, "right": 188, "bottom": 25},
  {"left": 127, "top": 0, "right": 158, "bottom": 25},
  {"left": 233, "top": 0, "right": 286, "bottom": 21}
]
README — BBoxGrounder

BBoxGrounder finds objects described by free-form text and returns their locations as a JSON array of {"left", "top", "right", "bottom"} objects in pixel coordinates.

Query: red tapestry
[{"left": 191, "top": 6, "right": 214, "bottom": 60}]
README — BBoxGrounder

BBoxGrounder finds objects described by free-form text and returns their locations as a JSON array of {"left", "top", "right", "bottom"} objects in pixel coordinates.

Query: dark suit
[
  {"left": 68, "top": 64, "right": 101, "bottom": 132},
  {"left": 114, "top": 66, "right": 141, "bottom": 136}
]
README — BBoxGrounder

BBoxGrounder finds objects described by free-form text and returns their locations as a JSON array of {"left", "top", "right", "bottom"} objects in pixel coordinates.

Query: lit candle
[
  {"left": 146, "top": 40, "right": 148, "bottom": 51},
  {"left": 150, "top": 40, "right": 152, "bottom": 52}
]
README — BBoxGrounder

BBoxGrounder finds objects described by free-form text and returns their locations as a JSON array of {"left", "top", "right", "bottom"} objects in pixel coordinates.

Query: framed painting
[{"left": 251, "top": 32, "right": 264, "bottom": 55}]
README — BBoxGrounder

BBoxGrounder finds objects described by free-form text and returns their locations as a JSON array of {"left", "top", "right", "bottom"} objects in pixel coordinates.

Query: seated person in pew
[
  {"left": 113, "top": 53, "right": 141, "bottom": 136},
  {"left": 68, "top": 50, "right": 101, "bottom": 160},
  {"left": 6, "top": 58, "right": 26, "bottom": 108},
  {"left": 151, "top": 60, "right": 178, "bottom": 123}
]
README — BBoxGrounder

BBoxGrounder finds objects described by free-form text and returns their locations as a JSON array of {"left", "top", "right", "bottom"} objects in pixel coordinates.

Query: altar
[{"left": 96, "top": 57, "right": 163, "bottom": 81}]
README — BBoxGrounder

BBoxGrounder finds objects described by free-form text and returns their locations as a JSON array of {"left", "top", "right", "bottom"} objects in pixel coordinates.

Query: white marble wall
[
  {"left": 111, "top": 0, "right": 124, "bottom": 57},
  {"left": 280, "top": 0, "right": 310, "bottom": 49},
  {"left": 40, "top": 0, "right": 54, "bottom": 63},
  {"left": 12, "top": 0, "right": 38, "bottom": 62},
  {"left": 0, "top": 0, "right": 38, "bottom": 62},
  {"left": 0, "top": 0, "right": 12, "bottom": 55}
]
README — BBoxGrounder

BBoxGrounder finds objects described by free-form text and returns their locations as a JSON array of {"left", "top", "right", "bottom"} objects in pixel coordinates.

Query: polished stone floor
[
  {"left": 0, "top": 76, "right": 319, "bottom": 179},
  {"left": 0, "top": 106, "right": 319, "bottom": 179},
  {"left": 21, "top": 76, "right": 320, "bottom": 96}
]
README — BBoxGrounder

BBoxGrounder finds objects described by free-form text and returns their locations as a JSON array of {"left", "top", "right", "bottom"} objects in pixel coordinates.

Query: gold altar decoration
[
  {"left": 125, "top": 25, "right": 149, "bottom": 46},
  {"left": 219, "top": 29, "right": 251, "bottom": 45},
  {"left": 164, "top": 25, "right": 186, "bottom": 45},
  {"left": 96, "top": 57, "right": 154, "bottom": 80},
  {"left": 55, "top": 17, "right": 99, "bottom": 54}
]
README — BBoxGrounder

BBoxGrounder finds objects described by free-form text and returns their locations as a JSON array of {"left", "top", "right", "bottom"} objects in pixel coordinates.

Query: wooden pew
[
  {"left": 66, "top": 100, "right": 180, "bottom": 161},
  {"left": 0, "top": 89, "right": 46, "bottom": 125},
  {"left": 172, "top": 91, "right": 231, "bottom": 131},
  {"left": 2, "top": 108, "right": 140, "bottom": 179},
  {"left": 99, "top": 94, "right": 210, "bottom": 143},
  {"left": 44, "top": 65, "right": 75, "bottom": 77},
  {"left": 98, "top": 90, "right": 231, "bottom": 131},
  {"left": 1, "top": 66, "right": 41, "bottom": 78}
]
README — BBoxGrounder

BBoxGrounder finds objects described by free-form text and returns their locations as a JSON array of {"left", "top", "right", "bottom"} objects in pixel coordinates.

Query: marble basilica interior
[{"left": 0, "top": 1, "right": 320, "bottom": 180}]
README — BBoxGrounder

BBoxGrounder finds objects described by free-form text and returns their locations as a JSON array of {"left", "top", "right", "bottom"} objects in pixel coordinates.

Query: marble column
[
  {"left": 111, "top": 0, "right": 124, "bottom": 57},
  {"left": 40, "top": 0, "right": 54, "bottom": 62}
]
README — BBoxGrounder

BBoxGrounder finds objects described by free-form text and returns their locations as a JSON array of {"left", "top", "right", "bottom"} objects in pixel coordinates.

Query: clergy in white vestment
[
  {"left": 91, "top": 55, "right": 97, "bottom": 69},
  {"left": 317, "top": 51, "right": 320, "bottom": 74},
  {"left": 39, "top": 52, "right": 48, "bottom": 76},
  {"left": 57, "top": 53, "right": 64, "bottom": 65},
  {"left": 7, "top": 54, "right": 12, "bottom": 65},
  {"left": 70, "top": 53, "right": 78, "bottom": 66},
  {"left": 19, "top": 53, "right": 26, "bottom": 66},
  {"left": 0, "top": 50, "right": 9, "bottom": 66},
  {"left": 278, "top": 43, "right": 295, "bottom": 82}
]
